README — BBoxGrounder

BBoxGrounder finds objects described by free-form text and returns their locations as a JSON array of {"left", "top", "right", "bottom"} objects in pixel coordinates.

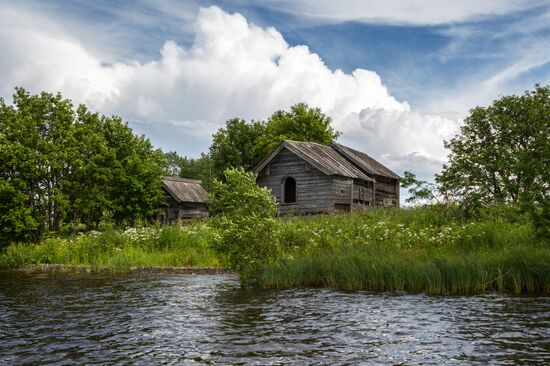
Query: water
[{"left": 0, "top": 272, "right": 549, "bottom": 365}]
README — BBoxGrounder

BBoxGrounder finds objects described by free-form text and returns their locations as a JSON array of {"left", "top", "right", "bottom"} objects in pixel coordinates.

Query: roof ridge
[{"left": 161, "top": 176, "right": 203, "bottom": 184}]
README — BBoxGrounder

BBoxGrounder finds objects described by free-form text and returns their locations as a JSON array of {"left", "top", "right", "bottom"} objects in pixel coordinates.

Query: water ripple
[{"left": 0, "top": 272, "right": 549, "bottom": 365}]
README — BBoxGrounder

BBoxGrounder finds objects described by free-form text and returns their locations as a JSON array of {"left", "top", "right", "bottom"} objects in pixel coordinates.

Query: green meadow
[{"left": 1, "top": 206, "right": 549, "bottom": 295}]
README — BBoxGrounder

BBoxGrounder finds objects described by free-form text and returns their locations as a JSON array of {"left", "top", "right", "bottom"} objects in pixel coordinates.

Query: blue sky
[{"left": 1, "top": 0, "right": 549, "bottom": 180}]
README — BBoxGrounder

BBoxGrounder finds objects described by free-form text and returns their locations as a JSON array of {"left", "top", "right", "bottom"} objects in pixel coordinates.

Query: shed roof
[
  {"left": 254, "top": 140, "right": 373, "bottom": 181},
  {"left": 161, "top": 177, "right": 207, "bottom": 203},
  {"left": 331, "top": 143, "right": 400, "bottom": 180}
]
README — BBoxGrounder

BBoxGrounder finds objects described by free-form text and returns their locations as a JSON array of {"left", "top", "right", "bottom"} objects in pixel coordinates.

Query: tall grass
[
  {"left": 264, "top": 206, "right": 550, "bottom": 294},
  {"left": 1, "top": 205, "right": 549, "bottom": 294},
  {"left": 0, "top": 223, "right": 222, "bottom": 271}
]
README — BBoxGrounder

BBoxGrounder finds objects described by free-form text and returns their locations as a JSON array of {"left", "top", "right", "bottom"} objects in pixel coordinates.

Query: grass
[
  {"left": 262, "top": 206, "right": 550, "bottom": 294},
  {"left": 1, "top": 205, "right": 549, "bottom": 294},
  {"left": 0, "top": 222, "right": 223, "bottom": 272}
]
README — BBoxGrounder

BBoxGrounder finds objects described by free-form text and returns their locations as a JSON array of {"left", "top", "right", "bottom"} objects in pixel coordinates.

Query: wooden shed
[
  {"left": 160, "top": 177, "right": 208, "bottom": 222},
  {"left": 254, "top": 140, "right": 400, "bottom": 214}
]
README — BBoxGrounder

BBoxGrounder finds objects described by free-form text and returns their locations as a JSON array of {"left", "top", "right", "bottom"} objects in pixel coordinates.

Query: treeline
[
  {"left": 0, "top": 88, "right": 339, "bottom": 246},
  {"left": 0, "top": 88, "right": 165, "bottom": 244}
]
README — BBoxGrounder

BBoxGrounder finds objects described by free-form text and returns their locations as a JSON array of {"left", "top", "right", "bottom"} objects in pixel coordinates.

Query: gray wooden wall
[
  {"left": 256, "top": 148, "right": 333, "bottom": 214},
  {"left": 373, "top": 175, "right": 400, "bottom": 208}
]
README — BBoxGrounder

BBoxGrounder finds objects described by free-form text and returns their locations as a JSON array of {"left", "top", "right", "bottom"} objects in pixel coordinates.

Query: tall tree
[
  {"left": 0, "top": 87, "right": 166, "bottom": 242},
  {"left": 262, "top": 102, "right": 340, "bottom": 156},
  {"left": 437, "top": 85, "right": 550, "bottom": 223},
  {"left": 209, "top": 118, "right": 267, "bottom": 178}
]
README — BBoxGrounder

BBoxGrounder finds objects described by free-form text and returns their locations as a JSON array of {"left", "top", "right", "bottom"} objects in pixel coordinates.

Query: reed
[{"left": 262, "top": 246, "right": 550, "bottom": 294}]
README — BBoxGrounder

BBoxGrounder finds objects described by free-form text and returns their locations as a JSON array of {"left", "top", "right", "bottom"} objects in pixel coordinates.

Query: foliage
[
  {"left": 0, "top": 224, "right": 220, "bottom": 270},
  {"left": 2, "top": 204, "right": 549, "bottom": 294},
  {"left": 261, "top": 102, "right": 340, "bottom": 157},
  {"left": 163, "top": 152, "right": 214, "bottom": 191},
  {"left": 208, "top": 167, "right": 279, "bottom": 287},
  {"left": 437, "top": 85, "right": 550, "bottom": 222},
  {"left": 209, "top": 118, "right": 267, "bottom": 179},
  {"left": 209, "top": 103, "right": 339, "bottom": 179},
  {"left": 263, "top": 206, "right": 549, "bottom": 294},
  {"left": 0, "top": 87, "right": 165, "bottom": 245},
  {"left": 400, "top": 171, "right": 442, "bottom": 205}
]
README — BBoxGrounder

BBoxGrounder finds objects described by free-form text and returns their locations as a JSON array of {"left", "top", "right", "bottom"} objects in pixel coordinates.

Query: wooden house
[
  {"left": 160, "top": 177, "right": 208, "bottom": 222},
  {"left": 254, "top": 140, "right": 399, "bottom": 214}
]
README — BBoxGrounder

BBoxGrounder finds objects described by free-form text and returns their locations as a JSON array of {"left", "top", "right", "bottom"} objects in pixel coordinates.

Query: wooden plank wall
[
  {"left": 374, "top": 175, "right": 399, "bottom": 208},
  {"left": 351, "top": 179, "right": 374, "bottom": 211},
  {"left": 257, "top": 148, "right": 333, "bottom": 214}
]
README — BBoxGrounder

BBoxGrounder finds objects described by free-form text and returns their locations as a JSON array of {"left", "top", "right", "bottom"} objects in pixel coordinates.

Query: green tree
[
  {"left": 437, "top": 85, "right": 550, "bottom": 233},
  {"left": 400, "top": 171, "right": 440, "bottom": 205},
  {"left": 101, "top": 116, "right": 165, "bottom": 227},
  {"left": 0, "top": 87, "right": 166, "bottom": 243},
  {"left": 162, "top": 152, "right": 214, "bottom": 191},
  {"left": 262, "top": 102, "right": 340, "bottom": 156},
  {"left": 209, "top": 118, "right": 267, "bottom": 178},
  {"left": 208, "top": 167, "right": 279, "bottom": 287}
]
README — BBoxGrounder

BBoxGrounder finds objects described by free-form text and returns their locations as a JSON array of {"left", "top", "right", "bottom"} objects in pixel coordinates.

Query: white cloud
[
  {"left": 267, "top": 0, "right": 546, "bottom": 26},
  {"left": 0, "top": 4, "right": 459, "bottom": 177}
]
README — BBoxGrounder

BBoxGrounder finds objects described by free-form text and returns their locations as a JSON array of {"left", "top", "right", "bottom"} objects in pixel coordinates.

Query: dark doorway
[{"left": 283, "top": 177, "right": 296, "bottom": 204}]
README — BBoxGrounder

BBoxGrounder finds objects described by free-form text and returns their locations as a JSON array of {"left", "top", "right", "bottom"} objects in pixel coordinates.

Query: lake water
[{"left": 0, "top": 272, "right": 549, "bottom": 365}]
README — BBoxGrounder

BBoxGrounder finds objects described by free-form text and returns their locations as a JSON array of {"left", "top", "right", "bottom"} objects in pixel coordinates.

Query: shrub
[{"left": 208, "top": 167, "right": 279, "bottom": 287}]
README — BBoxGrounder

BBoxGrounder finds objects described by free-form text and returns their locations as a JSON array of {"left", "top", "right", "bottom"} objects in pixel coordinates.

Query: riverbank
[
  {"left": 0, "top": 225, "right": 223, "bottom": 271},
  {"left": 1, "top": 206, "right": 549, "bottom": 294},
  {"left": 261, "top": 206, "right": 550, "bottom": 294},
  {"left": 11, "top": 264, "right": 232, "bottom": 275}
]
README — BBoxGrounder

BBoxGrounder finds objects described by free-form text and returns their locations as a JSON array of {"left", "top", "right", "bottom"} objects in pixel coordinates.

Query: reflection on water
[{"left": 0, "top": 271, "right": 549, "bottom": 365}]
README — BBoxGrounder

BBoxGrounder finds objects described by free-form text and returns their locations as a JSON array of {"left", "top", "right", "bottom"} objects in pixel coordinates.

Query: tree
[
  {"left": 208, "top": 167, "right": 279, "bottom": 287},
  {"left": 262, "top": 102, "right": 340, "bottom": 157},
  {"left": 209, "top": 118, "right": 267, "bottom": 178},
  {"left": 162, "top": 152, "right": 214, "bottom": 191},
  {"left": 437, "top": 85, "right": 550, "bottom": 232},
  {"left": 400, "top": 171, "right": 441, "bottom": 205},
  {"left": 0, "top": 87, "right": 166, "bottom": 243},
  {"left": 101, "top": 116, "right": 165, "bottom": 226}
]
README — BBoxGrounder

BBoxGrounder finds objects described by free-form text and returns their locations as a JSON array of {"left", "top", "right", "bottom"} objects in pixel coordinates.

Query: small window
[
  {"left": 266, "top": 163, "right": 271, "bottom": 175},
  {"left": 283, "top": 177, "right": 297, "bottom": 204},
  {"left": 305, "top": 162, "right": 311, "bottom": 172}
]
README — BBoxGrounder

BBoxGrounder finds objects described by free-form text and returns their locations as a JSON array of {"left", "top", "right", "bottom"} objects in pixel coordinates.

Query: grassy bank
[
  {"left": 0, "top": 223, "right": 222, "bottom": 272},
  {"left": 1, "top": 206, "right": 549, "bottom": 294},
  {"left": 263, "top": 207, "right": 550, "bottom": 294}
]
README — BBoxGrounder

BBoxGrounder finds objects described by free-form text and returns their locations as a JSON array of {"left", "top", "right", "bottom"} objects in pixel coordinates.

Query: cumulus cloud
[{"left": 0, "top": 5, "right": 459, "bottom": 177}]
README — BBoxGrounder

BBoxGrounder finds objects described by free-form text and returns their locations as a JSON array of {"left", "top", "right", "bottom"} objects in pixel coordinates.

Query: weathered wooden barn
[
  {"left": 160, "top": 177, "right": 208, "bottom": 222},
  {"left": 254, "top": 140, "right": 399, "bottom": 214}
]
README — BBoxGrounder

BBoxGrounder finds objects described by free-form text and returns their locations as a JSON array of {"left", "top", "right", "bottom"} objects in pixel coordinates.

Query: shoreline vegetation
[{"left": 2, "top": 206, "right": 549, "bottom": 295}]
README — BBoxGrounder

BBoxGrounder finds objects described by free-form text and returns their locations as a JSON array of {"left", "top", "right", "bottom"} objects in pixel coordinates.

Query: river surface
[{"left": 0, "top": 272, "right": 549, "bottom": 365}]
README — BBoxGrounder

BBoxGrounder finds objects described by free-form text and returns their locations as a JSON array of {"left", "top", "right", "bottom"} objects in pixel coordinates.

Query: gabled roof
[
  {"left": 161, "top": 177, "right": 207, "bottom": 203},
  {"left": 331, "top": 143, "right": 400, "bottom": 180},
  {"left": 254, "top": 140, "right": 373, "bottom": 181}
]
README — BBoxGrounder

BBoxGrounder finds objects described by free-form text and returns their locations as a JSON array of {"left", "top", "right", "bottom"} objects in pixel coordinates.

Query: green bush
[{"left": 208, "top": 167, "right": 279, "bottom": 287}]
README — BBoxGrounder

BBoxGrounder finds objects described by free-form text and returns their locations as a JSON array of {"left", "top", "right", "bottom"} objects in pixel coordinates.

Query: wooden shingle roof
[
  {"left": 254, "top": 140, "right": 373, "bottom": 181},
  {"left": 161, "top": 177, "right": 207, "bottom": 203},
  {"left": 331, "top": 143, "right": 400, "bottom": 180}
]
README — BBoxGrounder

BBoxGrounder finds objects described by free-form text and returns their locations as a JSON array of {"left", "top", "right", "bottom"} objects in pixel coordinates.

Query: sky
[{"left": 1, "top": 0, "right": 549, "bottom": 181}]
